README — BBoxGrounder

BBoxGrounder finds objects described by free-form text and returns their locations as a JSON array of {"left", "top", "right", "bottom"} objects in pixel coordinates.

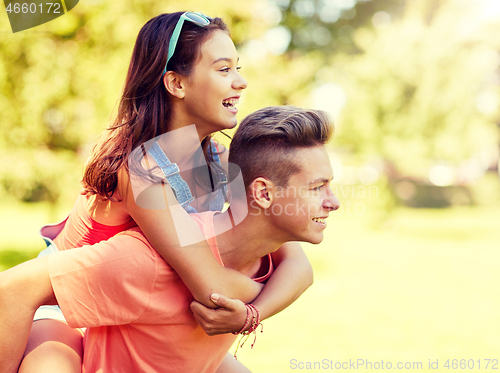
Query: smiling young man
[{"left": 0, "top": 106, "right": 339, "bottom": 373}]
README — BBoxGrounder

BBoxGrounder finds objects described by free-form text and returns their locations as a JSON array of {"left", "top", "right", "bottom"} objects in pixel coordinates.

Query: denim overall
[{"left": 147, "top": 140, "right": 227, "bottom": 213}]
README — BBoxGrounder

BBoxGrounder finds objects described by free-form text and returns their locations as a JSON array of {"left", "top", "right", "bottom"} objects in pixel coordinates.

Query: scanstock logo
[{"left": 3, "top": 0, "right": 78, "bottom": 33}]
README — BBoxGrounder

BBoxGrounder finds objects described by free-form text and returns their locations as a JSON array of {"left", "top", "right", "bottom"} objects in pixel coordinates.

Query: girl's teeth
[
  {"left": 313, "top": 218, "right": 326, "bottom": 223},
  {"left": 223, "top": 98, "right": 238, "bottom": 108}
]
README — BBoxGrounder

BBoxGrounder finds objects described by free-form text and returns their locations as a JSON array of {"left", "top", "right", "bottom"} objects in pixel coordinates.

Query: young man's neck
[{"left": 213, "top": 206, "right": 285, "bottom": 277}]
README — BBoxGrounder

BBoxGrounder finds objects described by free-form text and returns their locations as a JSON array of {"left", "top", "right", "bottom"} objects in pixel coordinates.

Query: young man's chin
[{"left": 304, "top": 233, "right": 324, "bottom": 245}]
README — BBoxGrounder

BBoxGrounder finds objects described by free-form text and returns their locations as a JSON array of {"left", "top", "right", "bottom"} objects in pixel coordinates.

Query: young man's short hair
[{"left": 228, "top": 106, "right": 334, "bottom": 189}]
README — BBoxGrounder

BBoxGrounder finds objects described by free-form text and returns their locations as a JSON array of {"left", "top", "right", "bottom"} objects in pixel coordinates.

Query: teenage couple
[{"left": 0, "top": 11, "right": 340, "bottom": 373}]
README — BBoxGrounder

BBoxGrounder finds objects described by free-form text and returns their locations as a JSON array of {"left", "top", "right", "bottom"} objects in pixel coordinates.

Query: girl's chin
[{"left": 218, "top": 118, "right": 238, "bottom": 131}]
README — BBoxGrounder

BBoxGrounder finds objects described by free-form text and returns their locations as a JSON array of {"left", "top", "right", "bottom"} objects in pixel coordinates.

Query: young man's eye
[
  {"left": 236, "top": 66, "right": 242, "bottom": 71},
  {"left": 311, "top": 185, "right": 324, "bottom": 191}
]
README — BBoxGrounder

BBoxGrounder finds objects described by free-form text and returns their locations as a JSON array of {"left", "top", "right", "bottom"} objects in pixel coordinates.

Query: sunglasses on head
[{"left": 162, "top": 12, "right": 211, "bottom": 76}]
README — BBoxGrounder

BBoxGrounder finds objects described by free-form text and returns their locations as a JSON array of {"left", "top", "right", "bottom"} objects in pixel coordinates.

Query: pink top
[
  {"left": 53, "top": 194, "right": 137, "bottom": 251},
  {"left": 48, "top": 211, "right": 274, "bottom": 373}
]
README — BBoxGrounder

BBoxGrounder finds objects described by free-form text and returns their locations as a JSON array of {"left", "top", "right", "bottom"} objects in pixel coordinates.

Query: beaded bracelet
[
  {"left": 233, "top": 304, "right": 264, "bottom": 359},
  {"left": 232, "top": 304, "right": 252, "bottom": 336}
]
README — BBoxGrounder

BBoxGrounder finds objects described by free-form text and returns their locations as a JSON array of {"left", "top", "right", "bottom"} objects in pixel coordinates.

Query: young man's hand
[{"left": 190, "top": 293, "right": 247, "bottom": 336}]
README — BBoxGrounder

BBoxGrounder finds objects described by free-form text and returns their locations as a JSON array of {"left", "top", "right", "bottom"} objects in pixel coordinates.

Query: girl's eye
[
  {"left": 219, "top": 66, "right": 242, "bottom": 73},
  {"left": 312, "top": 185, "right": 324, "bottom": 191}
]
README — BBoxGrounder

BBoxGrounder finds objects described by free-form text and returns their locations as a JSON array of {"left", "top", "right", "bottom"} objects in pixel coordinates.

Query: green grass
[
  {"left": 2, "top": 200, "right": 499, "bottom": 372},
  {"left": 0, "top": 198, "right": 71, "bottom": 271}
]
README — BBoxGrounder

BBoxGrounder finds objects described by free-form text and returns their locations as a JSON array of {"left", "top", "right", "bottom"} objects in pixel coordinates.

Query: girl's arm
[
  {"left": 253, "top": 241, "right": 313, "bottom": 319},
  {"left": 0, "top": 256, "right": 56, "bottom": 373},
  {"left": 119, "top": 169, "right": 263, "bottom": 308},
  {"left": 190, "top": 241, "right": 313, "bottom": 335}
]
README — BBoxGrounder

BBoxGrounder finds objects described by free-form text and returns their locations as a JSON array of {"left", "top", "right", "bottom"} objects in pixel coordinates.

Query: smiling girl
[{"left": 17, "top": 11, "right": 313, "bottom": 373}]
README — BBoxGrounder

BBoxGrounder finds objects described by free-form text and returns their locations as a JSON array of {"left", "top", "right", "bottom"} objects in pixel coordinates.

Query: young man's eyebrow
[{"left": 308, "top": 178, "right": 332, "bottom": 184}]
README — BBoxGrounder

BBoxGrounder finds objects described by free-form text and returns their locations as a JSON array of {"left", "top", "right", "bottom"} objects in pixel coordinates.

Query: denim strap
[
  {"left": 147, "top": 142, "right": 195, "bottom": 208},
  {"left": 208, "top": 142, "right": 228, "bottom": 211}
]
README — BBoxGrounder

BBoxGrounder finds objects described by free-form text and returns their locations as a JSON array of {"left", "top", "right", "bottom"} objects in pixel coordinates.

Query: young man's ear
[
  {"left": 250, "top": 177, "right": 274, "bottom": 209},
  {"left": 163, "top": 71, "right": 185, "bottom": 99}
]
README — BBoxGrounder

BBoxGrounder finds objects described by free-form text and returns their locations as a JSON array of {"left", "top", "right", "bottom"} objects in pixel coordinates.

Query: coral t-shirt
[{"left": 48, "top": 211, "right": 273, "bottom": 373}]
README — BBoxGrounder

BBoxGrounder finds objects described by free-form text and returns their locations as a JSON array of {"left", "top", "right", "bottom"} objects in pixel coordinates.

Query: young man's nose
[{"left": 323, "top": 190, "right": 340, "bottom": 211}]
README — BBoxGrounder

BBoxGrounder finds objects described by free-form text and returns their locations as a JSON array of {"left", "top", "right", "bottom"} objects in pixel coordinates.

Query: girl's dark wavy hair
[{"left": 83, "top": 12, "right": 228, "bottom": 201}]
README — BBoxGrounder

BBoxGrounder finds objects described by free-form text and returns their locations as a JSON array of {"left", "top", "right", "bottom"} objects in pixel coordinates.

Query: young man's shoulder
[{"left": 116, "top": 226, "right": 152, "bottom": 247}]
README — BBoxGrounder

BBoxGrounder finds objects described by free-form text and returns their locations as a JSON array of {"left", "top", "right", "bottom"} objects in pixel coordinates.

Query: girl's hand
[{"left": 190, "top": 293, "right": 247, "bottom": 336}]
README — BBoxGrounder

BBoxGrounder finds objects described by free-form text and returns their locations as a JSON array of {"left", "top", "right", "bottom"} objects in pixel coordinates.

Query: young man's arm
[{"left": 0, "top": 256, "right": 56, "bottom": 373}]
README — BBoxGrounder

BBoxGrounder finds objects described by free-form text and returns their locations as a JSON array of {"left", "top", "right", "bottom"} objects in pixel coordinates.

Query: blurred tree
[
  {"left": 331, "top": 0, "right": 500, "bottom": 179},
  {"left": 232, "top": 0, "right": 413, "bottom": 130},
  {"left": 273, "top": 0, "right": 409, "bottom": 55},
  {"left": 242, "top": 0, "right": 500, "bottom": 173}
]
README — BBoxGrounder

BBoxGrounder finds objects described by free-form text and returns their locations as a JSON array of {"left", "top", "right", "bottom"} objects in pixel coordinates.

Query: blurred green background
[{"left": 1, "top": 0, "right": 500, "bottom": 372}]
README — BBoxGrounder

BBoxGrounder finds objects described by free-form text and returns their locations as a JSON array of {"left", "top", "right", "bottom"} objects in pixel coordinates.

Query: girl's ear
[
  {"left": 163, "top": 71, "right": 185, "bottom": 99},
  {"left": 250, "top": 177, "right": 274, "bottom": 209}
]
